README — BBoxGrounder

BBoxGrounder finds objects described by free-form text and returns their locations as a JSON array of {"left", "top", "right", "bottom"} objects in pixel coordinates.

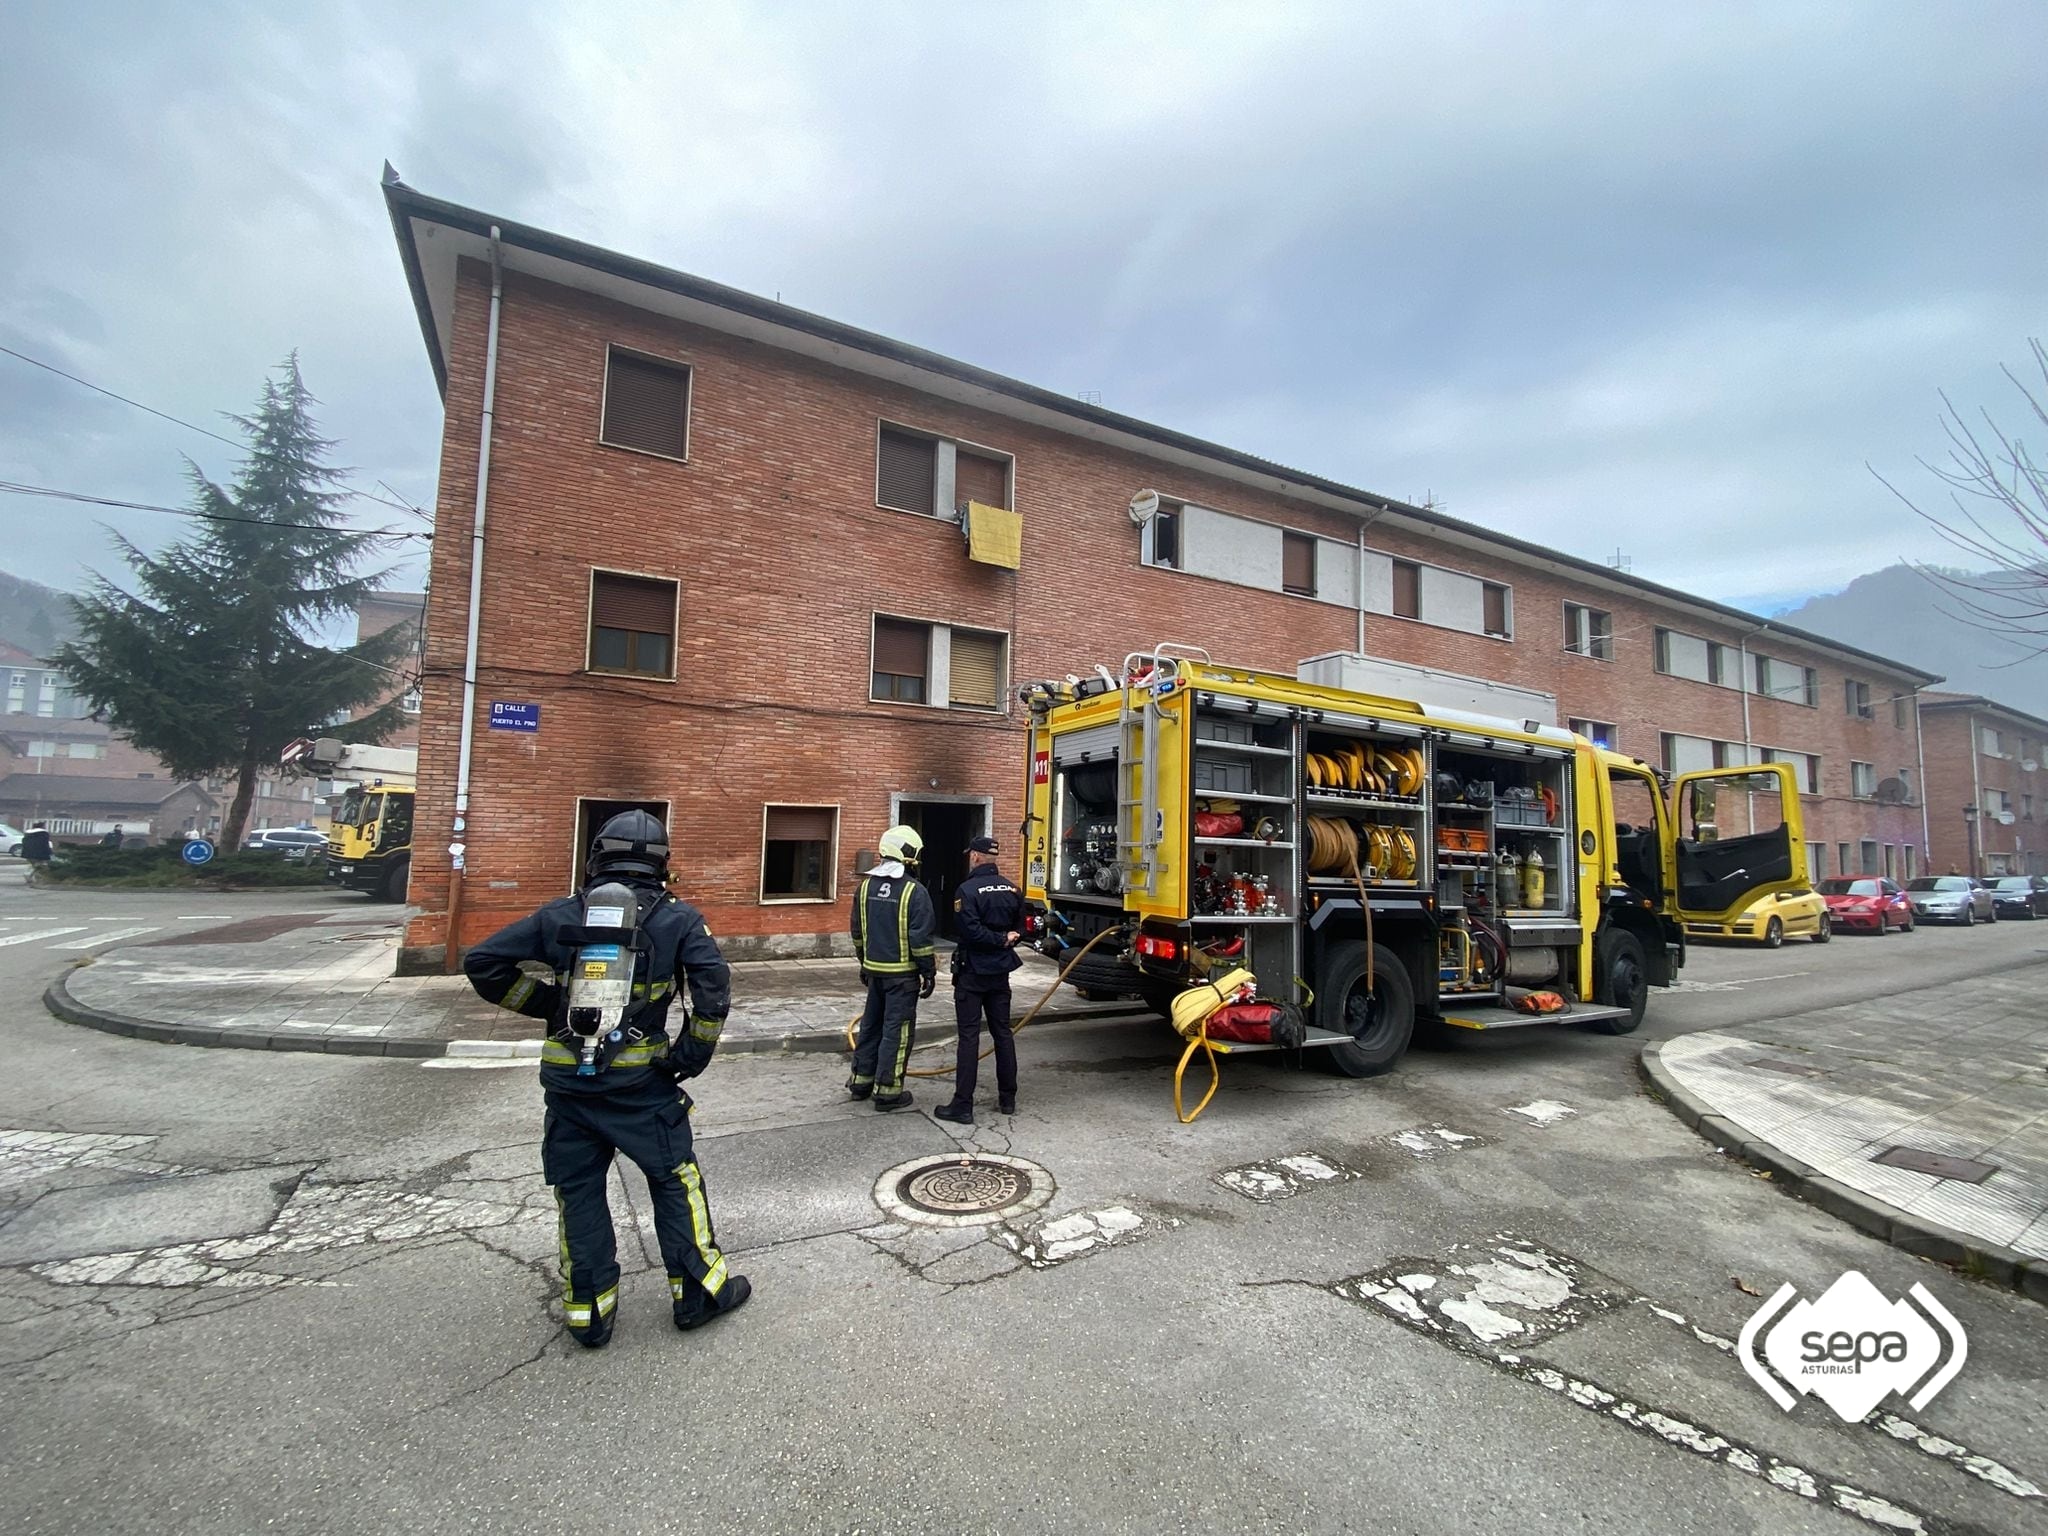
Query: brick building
[
  {"left": 0, "top": 773, "right": 216, "bottom": 844},
  {"left": 348, "top": 590, "right": 427, "bottom": 751},
  {"left": 383, "top": 176, "right": 1940, "bottom": 962},
  {"left": 1919, "top": 694, "right": 2048, "bottom": 877}
]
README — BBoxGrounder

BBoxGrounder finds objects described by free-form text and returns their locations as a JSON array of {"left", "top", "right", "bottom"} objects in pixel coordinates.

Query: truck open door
[{"left": 1670, "top": 763, "right": 1809, "bottom": 925}]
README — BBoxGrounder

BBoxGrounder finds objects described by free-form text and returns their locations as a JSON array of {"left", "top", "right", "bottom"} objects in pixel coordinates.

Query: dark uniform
[
  {"left": 848, "top": 865, "right": 936, "bottom": 1105},
  {"left": 464, "top": 818, "right": 747, "bottom": 1347},
  {"left": 946, "top": 856, "right": 1024, "bottom": 1115}
]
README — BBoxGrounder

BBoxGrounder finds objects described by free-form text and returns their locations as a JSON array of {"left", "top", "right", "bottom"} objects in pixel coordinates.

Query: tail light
[{"left": 1135, "top": 934, "right": 1180, "bottom": 961}]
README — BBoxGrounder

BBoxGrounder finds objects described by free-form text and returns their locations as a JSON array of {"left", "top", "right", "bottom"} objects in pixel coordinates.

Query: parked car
[
  {"left": 242, "top": 828, "right": 327, "bottom": 861},
  {"left": 1989, "top": 874, "right": 2048, "bottom": 920},
  {"left": 1817, "top": 876, "right": 1914, "bottom": 935},
  {"left": 1683, "top": 886, "right": 1830, "bottom": 947},
  {"left": 1904, "top": 875, "right": 1997, "bottom": 926},
  {"left": 0, "top": 821, "right": 23, "bottom": 858}
]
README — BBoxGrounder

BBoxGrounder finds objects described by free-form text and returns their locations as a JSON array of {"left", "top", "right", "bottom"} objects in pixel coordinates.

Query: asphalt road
[{"left": 2, "top": 869, "right": 2044, "bottom": 1535}]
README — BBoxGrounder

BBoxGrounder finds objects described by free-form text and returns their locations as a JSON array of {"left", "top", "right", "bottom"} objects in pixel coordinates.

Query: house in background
[
  {"left": 347, "top": 590, "right": 427, "bottom": 752},
  {"left": 1919, "top": 694, "right": 2048, "bottom": 876},
  {"left": 0, "top": 773, "right": 216, "bottom": 844}
]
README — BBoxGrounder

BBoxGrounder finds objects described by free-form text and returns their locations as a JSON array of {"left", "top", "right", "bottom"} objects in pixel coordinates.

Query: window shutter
[
  {"left": 1281, "top": 533, "right": 1315, "bottom": 595},
  {"left": 873, "top": 618, "right": 929, "bottom": 678},
  {"left": 954, "top": 450, "right": 1008, "bottom": 511},
  {"left": 949, "top": 629, "right": 1002, "bottom": 709},
  {"left": 1483, "top": 583, "right": 1507, "bottom": 635},
  {"left": 877, "top": 429, "right": 937, "bottom": 514},
  {"left": 591, "top": 572, "right": 676, "bottom": 634},
  {"left": 1392, "top": 561, "right": 1420, "bottom": 619},
  {"left": 765, "top": 806, "right": 835, "bottom": 842},
  {"left": 602, "top": 353, "right": 689, "bottom": 457}
]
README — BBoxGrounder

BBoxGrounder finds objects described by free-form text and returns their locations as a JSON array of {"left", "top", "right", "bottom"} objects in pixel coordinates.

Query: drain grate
[
  {"left": 872, "top": 1153, "right": 1054, "bottom": 1228},
  {"left": 1870, "top": 1146, "right": 1997, "bottom": 1183}
]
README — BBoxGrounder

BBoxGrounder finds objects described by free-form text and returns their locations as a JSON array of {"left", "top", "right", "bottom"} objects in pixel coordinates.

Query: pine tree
[{"left": 54, "top": 357, "right": 416, "bottom": 848}]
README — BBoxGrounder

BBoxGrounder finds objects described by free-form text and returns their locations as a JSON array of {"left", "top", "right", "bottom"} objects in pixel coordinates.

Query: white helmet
[{"left": 878, "top": 825, "right": 923, "bottom": 866}]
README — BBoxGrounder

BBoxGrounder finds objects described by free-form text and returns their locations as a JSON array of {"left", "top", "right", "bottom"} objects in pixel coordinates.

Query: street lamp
[{"left": 1962, "top": 805, "right": 1980, "bottom": 878}]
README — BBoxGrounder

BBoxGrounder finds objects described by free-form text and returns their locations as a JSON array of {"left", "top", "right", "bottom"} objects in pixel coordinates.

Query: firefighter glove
[{"left": 917, "top": 971, "right": 936, "bottom": 1000}]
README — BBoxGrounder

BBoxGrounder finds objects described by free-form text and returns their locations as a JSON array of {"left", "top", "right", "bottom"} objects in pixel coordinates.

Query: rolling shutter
[
  {"left": 602, "top": 353, "right": 689, "bottom": 457},
  {"left": 591, "top": 572, "right": 676, "bottom": 635},
  {"left": 765, "top": 806, "right": 835, "bottom": 843},
  {"left": 955, "top": 450, "right": 1009, "bottom": 511},
  {"left": 877, "top": 428, "right": 936, "bottom": 514},
  {"left": 1281, "top": 532, "right": 1316, "bottom": 595},
  {"left": 1392, "top": 561, "right": 1420, "bottom": 619},
  {"left": 873, "top": 618, "right": 930, "bottom": 679},
  {"left": 949, "top": 629, "right": 1003, "bottom": 709}
]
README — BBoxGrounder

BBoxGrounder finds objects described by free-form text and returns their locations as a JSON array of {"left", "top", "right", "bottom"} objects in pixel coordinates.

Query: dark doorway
[
  {"left": 896, "top": 798, "right": 985, "bottom": 939},
  {"left": 572, "top": 797, "right": 673, "bottom": 892}
]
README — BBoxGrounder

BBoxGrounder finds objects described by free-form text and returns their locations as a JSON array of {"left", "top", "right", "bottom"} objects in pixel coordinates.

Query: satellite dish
[
  {"left": 2025, "top": 759, "right": 2040, "bottom": 772},
  {"left": 1128, "top": 488, "right": 1161, "bottom": 525},
  {"left": 1874, "top": 777, "right": 1908, "bottom": 805},
  {"left": 1998, "top": 810, "right": 2017, "bottom": 826}
]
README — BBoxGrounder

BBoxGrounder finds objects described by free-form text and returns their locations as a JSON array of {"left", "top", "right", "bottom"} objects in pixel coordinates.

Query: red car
[{"left": 1818, "top": 876, "right": 1914, "bottom": 934}]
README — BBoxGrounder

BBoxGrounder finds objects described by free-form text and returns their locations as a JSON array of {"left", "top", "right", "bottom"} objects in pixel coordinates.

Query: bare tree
[{"left": 1875, "top": 339, "right": 2048, "bottom": 658}]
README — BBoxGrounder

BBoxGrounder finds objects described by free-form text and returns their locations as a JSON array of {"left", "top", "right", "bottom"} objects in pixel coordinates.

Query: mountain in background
[
  {"left": 0, "top": 570, "right": 79, "bottom": 659},
  {"left": 1772, "top": 563, "right": 2048, "bottom": 718}
]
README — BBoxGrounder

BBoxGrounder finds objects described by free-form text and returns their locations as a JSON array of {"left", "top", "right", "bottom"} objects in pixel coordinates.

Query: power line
[
  {"left": 0, "top": 343, "right": 430, "bottom": 517},
  {"left": 0, "top": 480, "right": 429, "bottom": 541}
]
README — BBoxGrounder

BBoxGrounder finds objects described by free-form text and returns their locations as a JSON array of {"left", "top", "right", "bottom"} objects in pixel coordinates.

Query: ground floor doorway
[{"left": 890, "top": 794, "right": 991, "bottom": 939}]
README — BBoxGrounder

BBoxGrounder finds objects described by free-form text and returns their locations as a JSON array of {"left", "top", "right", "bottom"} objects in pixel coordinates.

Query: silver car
[{"left": 1903, "top": 875, "right": 1997, "bottom": 926}]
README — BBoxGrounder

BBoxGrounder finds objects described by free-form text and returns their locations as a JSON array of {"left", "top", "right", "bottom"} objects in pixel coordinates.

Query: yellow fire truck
[
  {"left": 1020, "top": 647, "right": 1806, "bottom": 1075},
  {"left": 282, "top": 737, "right": 418, "bottom": 903}
]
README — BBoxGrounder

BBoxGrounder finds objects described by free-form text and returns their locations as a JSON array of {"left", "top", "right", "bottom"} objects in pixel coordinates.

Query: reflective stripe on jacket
[{"left": 851, "top": 873, "right": 936, "bottom": 976}]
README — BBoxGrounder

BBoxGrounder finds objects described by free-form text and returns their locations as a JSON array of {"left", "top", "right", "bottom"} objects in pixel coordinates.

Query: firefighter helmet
[
  {"left": 588, "top": 809, "right": 670, "bottom": 882},
  {"left": 877, "top": 824, "right": 923, "bottom": 866}
]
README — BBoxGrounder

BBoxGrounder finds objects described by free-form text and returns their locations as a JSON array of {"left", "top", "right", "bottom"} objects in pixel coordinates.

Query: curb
[
  {"left": 42, "top": 970, "right": 1142, "bottom": 1064},
  {"left": 1638, "top": 1041, "right": 2048, "bottom": 1307}
]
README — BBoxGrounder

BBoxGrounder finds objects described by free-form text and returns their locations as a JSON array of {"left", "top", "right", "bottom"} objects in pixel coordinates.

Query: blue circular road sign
[{"left": 180, "top": 839, "right": 215, "bottom": 866}]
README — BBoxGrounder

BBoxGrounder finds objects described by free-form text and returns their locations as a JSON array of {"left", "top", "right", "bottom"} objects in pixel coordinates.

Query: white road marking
[
  {"left": 1506, "top": 1099, "right": 1578, "bottom": 1125},
  {"left": 52, "top": 926, "right": 161, "bottom": 949},
  {"left": 420, "top": 1058, "right": 531, "bottom": 1071},
  {"left": 1668, "top": 972, "right": 1810, "bottom": 993},
  {"left": 177, "top": 915, "right": 233, "bottom": 921},
  {"left": 0, "top": 926, "right": 89, "bottom": 947}
]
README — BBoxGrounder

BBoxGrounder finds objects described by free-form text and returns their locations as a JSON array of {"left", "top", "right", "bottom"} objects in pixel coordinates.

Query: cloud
[{"left": 1, "top": 0, "right": 2043, "bottom": 623}]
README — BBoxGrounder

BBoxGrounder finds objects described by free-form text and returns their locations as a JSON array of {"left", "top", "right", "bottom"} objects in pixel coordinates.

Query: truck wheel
[
  {"left": 380, "top": 858, "right": 410, "bottom": 904},
  {"left": 1588, "top": 932, "right": 1647, "bottom": 1035},
  {"left": 1316, "top": 941, "right": 1414, "bottom": 1077}
]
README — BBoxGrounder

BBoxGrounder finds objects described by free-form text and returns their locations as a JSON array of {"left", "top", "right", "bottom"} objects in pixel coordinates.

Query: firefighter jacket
[
  {"left": 953, "top": 863, "right": 1023, "bottom": 977},
  {"left": 464, "top": 878, "right": 731, "bottom": 1095},
  {"left": 852, "top": 868, "right": 936, "bottom": 979}
]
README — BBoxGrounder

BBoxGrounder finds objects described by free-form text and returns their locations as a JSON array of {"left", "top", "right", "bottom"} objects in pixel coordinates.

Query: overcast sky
[{"left": 3, "top": 1, "right": 2042, "bottom": 616}]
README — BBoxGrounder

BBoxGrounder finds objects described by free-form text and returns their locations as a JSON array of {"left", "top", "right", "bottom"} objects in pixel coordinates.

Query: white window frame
[
  {"left": 1567, "top": 717, "right": 1617, "bottom": 749},
  {"left": 1563, "top": 602, "right": 1613, "bottom": 661},
  {"left": 758, "top": 803, "right": 841, "bottom": 905},
  {"left": 586, "top": 565, "right": 682, "bottom": 683},
  {"left": 1850, "top": 760, "right": 1877, "bottom": 799},
  {"left": 874, "top": 418, "right": 1014, "bottom": 520},
  {"left": 596, "top": 342, "right": 694, "bottom": 465},
  {"left": 867, "top": 612, "right": 1011, "bottom": 715}
]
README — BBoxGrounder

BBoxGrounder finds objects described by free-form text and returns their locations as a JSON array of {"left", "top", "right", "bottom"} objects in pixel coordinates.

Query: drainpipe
[
  {"left": 1355, "top": 523, "right": 1366, "bottom": 654},
  {"left": 1912, "top": 687, "right": 1930, "bottom": 870},
  {"left": 1967, "top": 709, "right": 1984, "bottom": 876},
  {"left": 444, "top": 226, "right": 504, "bottom": 972}
]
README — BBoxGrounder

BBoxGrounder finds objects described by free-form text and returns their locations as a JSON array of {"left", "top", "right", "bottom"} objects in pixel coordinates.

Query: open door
[{"left": 1670, "top": 764, "right": 1808, "bottom": 923}]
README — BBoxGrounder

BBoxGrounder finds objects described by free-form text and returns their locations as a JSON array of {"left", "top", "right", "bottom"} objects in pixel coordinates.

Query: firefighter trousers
[
  {"left": 951, "top": 972, "right": 1016, "bottom": 1103},
  {"left": 541, "top": 1084, "right": 733, "bottom": 1334},
  {"left": 850, "top": 974, "right": 920, "bottom": 1096}
]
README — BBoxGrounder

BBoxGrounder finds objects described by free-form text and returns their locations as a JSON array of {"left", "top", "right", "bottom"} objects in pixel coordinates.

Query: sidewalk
[
  {"left": 42, "top": 910, "right": 1140, "bottom": 1058},
  {"left": 1641, "top": 961, "right": 2048, "bottom": 1303}
]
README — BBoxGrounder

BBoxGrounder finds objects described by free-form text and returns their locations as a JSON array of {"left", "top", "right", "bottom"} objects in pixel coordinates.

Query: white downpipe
[
  {"left": 1913, "top": 687, "right": 1930, "bottom": 865},
  {"left": 453, "top": 228, "right": 504, "bottom": 846},
  {"left": 1355, "top": 524, "right": 1366, "bottom": 654}
]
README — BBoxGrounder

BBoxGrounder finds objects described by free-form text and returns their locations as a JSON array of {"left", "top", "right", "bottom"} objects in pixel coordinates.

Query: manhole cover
[
  {"left": 1870, "top": 1146, "right": 1997, "bottom": 1183},
  {"left": 872, "top": 1154, "right": 1054, "bottom": 1228}
]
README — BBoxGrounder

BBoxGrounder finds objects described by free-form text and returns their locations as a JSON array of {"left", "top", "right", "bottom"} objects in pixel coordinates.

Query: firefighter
[
  {"left": 463, "top": 810, "right": 750, "bottom": 1349},
  {"left": 936, "top": 835, "right": 1022, "bottom": 1125},
  {"left": 848, "top": 825, "right": 936, "bottom": 1111}
]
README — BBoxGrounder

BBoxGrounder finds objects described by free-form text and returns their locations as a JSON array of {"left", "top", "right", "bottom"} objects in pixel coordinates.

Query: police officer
[
  {"left": 464, "top": 810, "right": 750, "bottom": 1349},
  {"left": 936, "top": 835, "right": 1023, "bottom": 1125},
  {"left": 847, "top": 825, "right": 936, "bottom": 1111}
]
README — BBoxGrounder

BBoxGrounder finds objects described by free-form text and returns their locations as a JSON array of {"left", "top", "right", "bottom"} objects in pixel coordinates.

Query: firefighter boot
[
  {"left": 675, "top": 1275, "right": 753, "bottom": 1332},
  {"left": 873, "top": 1091, "right": 915, "bottom": 1112},
  {"left": 933, "top": 1101, "right": 974, "bottom": 1125}
]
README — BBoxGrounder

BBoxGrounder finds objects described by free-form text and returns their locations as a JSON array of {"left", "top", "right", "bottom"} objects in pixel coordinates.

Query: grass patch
[{"left": 42, "top": 844, "right": 329, "bottom": 890}]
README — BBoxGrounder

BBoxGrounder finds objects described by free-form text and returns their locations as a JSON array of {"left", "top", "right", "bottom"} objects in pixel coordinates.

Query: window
[
  {"left": 1894, "top": 693, "right": 1910, "bottom": 729},
  {"left": 875, "top": 423, "right": 1014, "bottom": 519},
  {"left": 1281, "top": 532, "right": 1317, "bottom": 597},
  {"left": 1883, "top": 844, "right": 1897, "bottom": 881},
  {"left": 1903, "top": 845, "right": 1917, "bottom": 880},
  {"left": 1753, "top": 655, "right": 1818, "bottom": 706},
  {"left": 64, "top": 742, "right": 105, "bottom": 760},
  {"left": 1482, "top": 583, "right": 1509, "bottom": 638},
  {"left": 1660, "top": 732, "right": 1715, "bottom": 775},
  {"left": 26, "top": 740, "right": 56, "bottom": 758},
  {"left": 1979, "top": 724, "right": 2004, "bottom": 757},
  {"left": 599, "top": 348, "right": 690, "bottom": 460},
  {"left": 1859, "top": 839, "right": 1879, "bottom": 876},
  {"left": 872, "top": 618, "right": 929, "bottom": 702},
  {"left": 1850, "top": 760, "right": 1876, "bottom": 799},
  {"left": 1986, "top": 788, "right": 2013, "bottom": 818},
  {"left": 588, "top": 570, "right": 678, "bottom": 678},
  {"left": 870, "top": 615, "right": 1009, "bottom": 711},
  {"left": 400, "top": 687, "right": 422, "bottom": 715},
  {"left": 1147, "top": 508, "right": 1180, "bottom": 568},
  {"left": 760, "top": 805, "right": 838, "bottom": 902},
  {"left": 876, "top": 426, "right": 937, "bottom": 515},
  {"left": 1711, "top": 740, "right": 1750, "bottom": 768},
  {"left": 1837, "top": 842, "right": 1852, "bottom": 876},
  {"left": 1564, "top": 603, "right": 1612, "bottom": 660},
  {"left": 1845, "top": 679, "right": 1873, "bottom": 719},
  {"left": 2027, "top": 794, "right": 2036, "bottom": 821},
  {"left": 949, "top": 629, "right": 1003, "bottom": 710},
  {"left": 1568, "top": 718, "right": 1617, "bottom": 749},
  {"left": 1806, "top": 841, "right": 1825, "bottom": 879},
  {"left": 1391, "top": 560, "right": 1420, "bottom": 620},
  {"left": 1763, "top": 748, "right": 1820, "bottom": 794}
]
